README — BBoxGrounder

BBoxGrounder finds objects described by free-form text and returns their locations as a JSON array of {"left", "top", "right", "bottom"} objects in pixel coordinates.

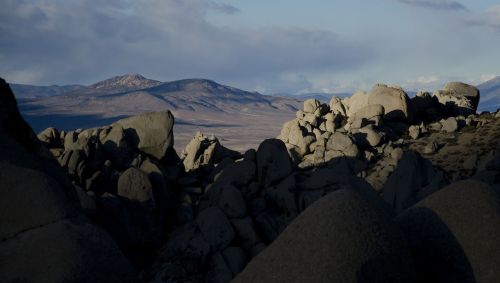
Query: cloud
[
  {"left": 395, "top": 0, "right": 468, "bottom": 11},
  {"left": 0, "top": 0, "right": 372, "bottom": 93},
  {"left": 466, "top": 5, "right": 500, "bottom": 32}
]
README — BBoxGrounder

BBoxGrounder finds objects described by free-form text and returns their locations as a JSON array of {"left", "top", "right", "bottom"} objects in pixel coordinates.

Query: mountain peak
[{"left": 90, "top": 73, "right": 162, "bottom": 90}]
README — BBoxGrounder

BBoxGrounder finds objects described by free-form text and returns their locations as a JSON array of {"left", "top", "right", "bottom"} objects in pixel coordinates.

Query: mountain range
[
  {"left": 478, "top": 76, "right": 500, "bottom": 112},
  {"left": 15, "top": 74, "right": 301, "bottom": 151},
  {"left": 11, "top": 74, "right": 500, "bottom": 150}
]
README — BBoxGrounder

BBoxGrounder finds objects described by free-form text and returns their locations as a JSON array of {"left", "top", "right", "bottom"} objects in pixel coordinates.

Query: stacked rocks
[
  {"left": 38, "top": 110, "right": 180, "bottom": 267},
  {"left": 0, "top": 78, "right": 136, "bottom": 282}
]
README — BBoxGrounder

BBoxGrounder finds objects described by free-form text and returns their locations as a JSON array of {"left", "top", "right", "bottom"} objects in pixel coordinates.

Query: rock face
[
  {"left": 256, "top": 139, "right": 293, "bottom": 187},
  {"left": 382, "top": 151, "right": 448, "bottom": 214},
  {"left": 0, "top": 78, "right": 136, "bottom": 282},
  {"left": 233, "top": 189, "right": 416, "bottom": 283},
  {"left": 181, "top": 131, "right": 239, "bottom": 172},
  {"left": 433, "top": 82, "right": 480, "bottom": 116},
  {"left": 114, "top": 111, "right": 174, "bottom": 160},
  {"left": 396, "top": 180, "right": 500, "bottom": 283},
  {"left": 368, "top": 84, "right": 413, "bottom": 121},
  {"left": 444, "top": 82, "right": 480, "bottom": 110}
]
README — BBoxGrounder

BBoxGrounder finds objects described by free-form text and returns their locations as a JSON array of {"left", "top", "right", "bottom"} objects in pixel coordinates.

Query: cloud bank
[
  {"left": 0, "top": 0, "right": 371, "bottom": 93},
  {"left": 395, "top": 0, "right": 468, "bottom": 11}
]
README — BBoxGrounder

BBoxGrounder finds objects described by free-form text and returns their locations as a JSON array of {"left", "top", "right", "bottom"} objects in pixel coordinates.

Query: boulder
[
  {"left": 37, "top": 127, "right": 60, "bottom": 148},
  {"left": 329, "top": 96, "right": 347, "bottom": 116},
  {"left": 326, "top": 132, "right": 359, "bottom": 158},
  {"left": 117, "top": 167, "right": 155, "bottom": 211},
  {"left": 196, "top": 207, "right": 235, "bottom": 251},
  {"left": 408, "top": 125, "right": 420, "bottom": 139},
  {"left": 367, "top": 84, "right": 413, "bottom": 121},
  {"left": 344, "top": 90, "right": 369, "bottom": 117},
  {"left": 114, "top": 111, "right": 174, "bottom": 160},
  {"left": 0, "top": 78, "right": 136, "bottom": 282},
  {"left": 351, "top": 104, "right": 385, "bottom": 124},
  {"left": 233, "top": 189, "right": 416, "bottom": 283},
  {"left": 303, "top": 99, "right": 321, "bottom": 114},
  {"left": 441, "top": 117, "right": 458, "bottom": 133},
  {"left": 396, "top": 180, "right": 500, "bottom": 283},
  {"left": 181, "top": 131, "right": 239, "bottom": 172},
  {"left": 383, "top": 151, "right": 448, "bottom": 214},
  {"left": 0, "top": 218, "right": 136, "bottom": 283},
  {"left": 257, "top": 139, "right": 293, "bottom": 187},
  {"left": 433, "top": 82, "right": 480, "bottom": 116},
  {"left": 444, "top": 82, "right": 480, "bottom": 110}
]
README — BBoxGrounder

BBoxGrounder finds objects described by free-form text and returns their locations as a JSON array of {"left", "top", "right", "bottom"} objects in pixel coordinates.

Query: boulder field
[{"left": 2, "top": 77, "right": 500, "bottom": 283}]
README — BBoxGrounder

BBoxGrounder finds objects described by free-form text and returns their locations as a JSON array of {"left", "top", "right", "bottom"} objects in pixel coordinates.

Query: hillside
[
  {"left": 14, "top": 74, "right": 301, "bottom": 151},
  {"left": 478, "top": 76, "right": 500, "bottom": 112}
]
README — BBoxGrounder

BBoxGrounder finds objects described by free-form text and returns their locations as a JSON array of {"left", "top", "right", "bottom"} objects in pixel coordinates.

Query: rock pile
[
  {"left": 4, "top": 76, "right": 500, "bottom": 283},
  {"left": 0, "top": 78, "right": 136, "bottom": 282}
]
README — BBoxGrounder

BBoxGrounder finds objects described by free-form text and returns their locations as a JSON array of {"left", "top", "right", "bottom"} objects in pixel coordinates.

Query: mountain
[
  {"left": 89, "top": 73, "right": 162, "bottom": 92},
  {"left": 478, "top": 76, "right": 500, "bottom": 112},
  {"left": 10, "top": 84, "right": 85, "bottom": 98},
  {"left": 14, "top": 74, "right": 301, "bottom": 151}
]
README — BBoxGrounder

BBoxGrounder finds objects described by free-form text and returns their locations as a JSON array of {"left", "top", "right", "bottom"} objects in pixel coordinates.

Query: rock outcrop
[
  {"left": 0, "top": 78, "right": 136, "bottom": 282},
  {"left": 5, "top": 76, "right": 500, "bottom": 283}
]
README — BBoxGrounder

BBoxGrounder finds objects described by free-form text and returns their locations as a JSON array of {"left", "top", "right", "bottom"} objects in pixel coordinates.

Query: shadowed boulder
[
  {"left": 0, "top": 78, "right": 136, "bottom": 282},
  {"left": 396, "top": 180, "right": 500, "bottom": 283},
  {"left": 233, "top": 189, "right": 416, "bottom": 283},
  {"left": 114, "top": 111, "right": 175, "bottom": 160}
]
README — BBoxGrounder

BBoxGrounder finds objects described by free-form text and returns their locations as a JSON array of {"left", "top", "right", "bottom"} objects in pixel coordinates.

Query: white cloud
[{"left": 0, "top": 0, "right": 371, "bottom": 90}]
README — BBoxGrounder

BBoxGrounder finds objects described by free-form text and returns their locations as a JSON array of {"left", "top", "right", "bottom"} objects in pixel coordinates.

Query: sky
[{"left": 0, "top": 0, "right": 499, "bottom": 94}]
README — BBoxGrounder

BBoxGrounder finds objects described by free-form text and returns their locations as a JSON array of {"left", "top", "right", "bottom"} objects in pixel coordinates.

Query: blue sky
[{"left": 1, "top": 0, "right": 499, "bottom": 94}]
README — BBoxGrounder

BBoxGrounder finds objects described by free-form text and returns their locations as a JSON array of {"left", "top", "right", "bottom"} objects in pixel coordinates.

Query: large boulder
[
  {"left": 181, "top": 131, "right": 239, "bottom": 172},
  {"left": 382, "top": 151, "right": 448, "bottom": 214},
  {"left": 257, "top": 139, "right": 293, "bottom": 187},
  {"left": 0, "top": 78, "right": 136, "bottom": 282},
  {"left": 367, "top": 84, "right": 413, "bottom": 121},
  {"left": 433, "top": 82, "right": 480, "bottom": 116},
  {"left": 117, "top": 167, "right": 155, "bottom": 211},
  {"left": 0, "top": 217, "right": 136, "bottom": 283},
  {"left": 114, "top": 111, "right": 174, "bottom": 160},
  {"left": 444, "top": 82, "right": 480, "bottom": 110},
  {"left": 396, "top": 180, "right": 500, "bottom": 283},
  {"left": 344, "top": 90, "right": 369, "bottom": 117},
  {"left": 233, "top": 189, "right": 416, "bottom": 282}
]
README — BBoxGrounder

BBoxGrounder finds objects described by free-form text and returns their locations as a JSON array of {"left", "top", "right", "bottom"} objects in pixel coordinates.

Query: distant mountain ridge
[
  {"left": 15, "top": 74, "right": 301, "bottom": 135},
  {"left": 10, "top": 84, "right": 86, "bottom": 98},
  {"left": 478, "top": 76, "right": 500, "bottom": 112},
  {"left": 90, "top": 73, "right": 162, "bottom": 92}
]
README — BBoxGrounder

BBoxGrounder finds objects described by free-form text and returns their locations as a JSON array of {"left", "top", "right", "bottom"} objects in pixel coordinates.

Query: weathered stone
[
  {"left": 383, "top": 151, "right": 448, "bottom": 214},
  {"left": 441, "top": 117, "right": 458, "bottom": 133},
  {"left": 396, "top": 180, "right": 500, "bottom": 283},
  {"left": 117, "top": 167, "right": 155, "bottom": 211},
  {"left": 303, "top": 99, "right": 321, "bottom": 114},
  {"left": 233, "top": 189, "right": 416, "bottom": 283},
  {"left": 408, "top": 125, "right": 420, "bottom": 139},
  {"left": 114, "top": 111, "right": 174, "bottom": 160},
  {"left": 368, "top": 84, "right": 413, "bottom": 121},
  {"left": 196, "top": 207, "right": 235, "bottom": 251},
  {"left": 257, "top": 139, "right": 293, "bottom": 187}
]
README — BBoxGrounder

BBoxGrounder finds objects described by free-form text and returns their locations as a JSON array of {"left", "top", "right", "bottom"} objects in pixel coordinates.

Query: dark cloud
[
  {"left": 0, "top": 0, "right": 372, "bottom": 93},
  {"left": 396, "top": 0, "right": 468, "bottom": 11}
]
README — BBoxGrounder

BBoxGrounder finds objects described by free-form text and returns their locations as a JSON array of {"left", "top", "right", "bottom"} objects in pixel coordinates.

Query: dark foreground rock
[
  {"left": 233, "top": 189, "right": 416, "bottom": 283},
  {"left": 396, "top": 180, "right": 500, "bottom": 283},
  {"left": 0, "top": 78, "right": 136, "bottom": 283}
]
